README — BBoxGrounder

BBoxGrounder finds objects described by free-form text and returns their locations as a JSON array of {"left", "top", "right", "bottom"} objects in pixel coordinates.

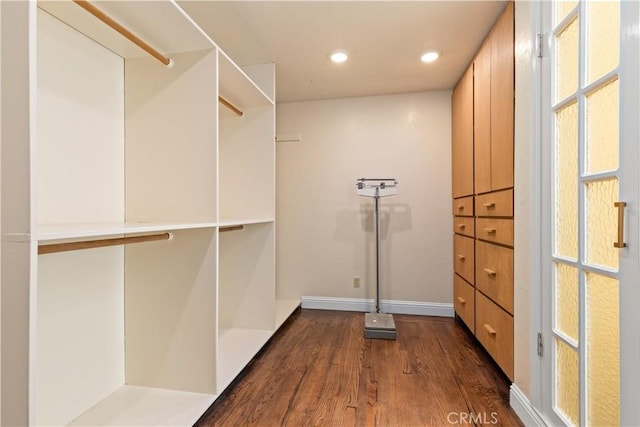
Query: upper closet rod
[
  {"left": 73, "top": 0, "right": 173, "bottom": 67},
  {"left": 218, "top": 96, "right": 244, "bottom": 117},
  {"left": 38, "top": 233, "right": 172, "bottom": 255},
  {"left": 220, "top": 225, "right": 244, "bottom": 233}
]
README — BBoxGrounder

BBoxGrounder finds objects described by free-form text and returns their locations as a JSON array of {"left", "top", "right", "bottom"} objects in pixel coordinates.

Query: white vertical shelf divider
[
  {"left": 216, "top": 57, "right": 284, "bottom": 393},
  {"left": 0, "top": 1, "right": 299, "bottom": 425}
]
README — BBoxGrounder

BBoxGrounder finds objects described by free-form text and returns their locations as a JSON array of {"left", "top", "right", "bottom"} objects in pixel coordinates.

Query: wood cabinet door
[
  {"left": 452, "top": 65, "right": 474, "bottom": 198},
  {"left": 473, "top": 40, "right": 491, "bottom": 194},
  {"left": 490, "top": 1, "right": 514, "bottom": 191},
  {"left": 475, "top": 291, "right": 514, "bottom": 379}
]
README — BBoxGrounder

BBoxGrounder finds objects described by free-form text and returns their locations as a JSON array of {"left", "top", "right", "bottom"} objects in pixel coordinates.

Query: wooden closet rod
[
  {"left": 73, "top": 0, "right": 173, "bottom": 67},
  {"left": 220, "top": 225, "right": 244, "bottom": 233},
  {"left": 38, "top": 232, "right": 172, "bottom": 255},
  {"left": 219, "top": 96, "right": 244, "bottom": 117}
]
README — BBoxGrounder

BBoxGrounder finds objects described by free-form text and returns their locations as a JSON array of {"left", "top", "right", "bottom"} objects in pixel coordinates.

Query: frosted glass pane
[
  {"left": 587, "top": 79, "right": 619, "bottom": 174},
  {"left": 555, "top": 263, "right": 578, "bottom": 341},
  {"left": 556, "top": 18, "right": 579, "bottom": 102},
  {"left": 586, "top": 272, "right": 620, "bottom": 426},
  {"left": 586, "top": 1, "right": 620, "bottom": 84},
  {"left": 555, "top": 1, "right": 577, "bottom": 26},
  {"left": 556, "top": 338, "right": 579, "bottom": 426},
  {"left": 555, "top": 102, "right": 578, "bottom": 258},
  {"left": 586, "top": 179, "right": 619, "bottom": 269}
]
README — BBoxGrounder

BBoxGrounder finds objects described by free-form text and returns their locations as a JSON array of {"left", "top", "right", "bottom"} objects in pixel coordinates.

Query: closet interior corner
[{"left": 2, "top": 1, "right": 299, "bottom": 425}]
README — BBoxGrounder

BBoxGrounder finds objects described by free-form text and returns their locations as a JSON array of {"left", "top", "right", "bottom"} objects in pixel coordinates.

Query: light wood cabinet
[
  {"left": 476, "top": 218, "right": 514, "bottom": 247},
  {"left": 454, "top": 275, "right": 475, "bottom": 333},
  {"left": 476, "top": 241, "right": 514, "bottom": 314},
  {"left": 452, "top": 65, "right": 474, "bottom": 198},
  {"left": 474, "top": 40, "right": 492, "bottom": 194},
  {"left": 476, "top": 291, "right": 514, "bottom": 379},
  {"left": 0, "top": 2, "right": 298, "bottom": 426},
  {"left": 474, "top": 1, "right": 514, "bottom": 194},
  {"left": 475, "top": 189, "right": 514, "bottom": 217},
  {"left": 451, "top": 1, "right": 514, "bottom": 381},
  {"left": 452, "top": 196, "right": 474, "bottom": 217},
  {"left": 454, "top": 234, "right": 475, "bottom": 285},
  {"left": 490, "top": 1, "right": 515, "bottom": 191},
  {"left": 453, "top": 216, "right": 475, "bottom": 238}
]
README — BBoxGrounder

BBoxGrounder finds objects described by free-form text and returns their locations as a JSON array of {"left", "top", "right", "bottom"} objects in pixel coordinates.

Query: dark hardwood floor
[{"left": 197, "top": 309, "right": 524, "bottom": 427}]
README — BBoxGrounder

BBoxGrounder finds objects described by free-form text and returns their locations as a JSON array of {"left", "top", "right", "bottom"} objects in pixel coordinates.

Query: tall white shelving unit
[{"left": 0, "top": 1, "right": 298, "bottom": 426}]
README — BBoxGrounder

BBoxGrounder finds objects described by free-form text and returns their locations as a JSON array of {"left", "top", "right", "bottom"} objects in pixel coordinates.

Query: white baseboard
[
  {"left": 510, "top": 384, "right": 548, "bottom": 426},
  {"left": 300, "top": 296, "right": 454, "bottom": 317}
]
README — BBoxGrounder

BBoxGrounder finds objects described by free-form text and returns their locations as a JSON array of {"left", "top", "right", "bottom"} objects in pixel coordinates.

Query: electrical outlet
[{"left": 353, "top": 277, "right": 360, "bottom": 288}]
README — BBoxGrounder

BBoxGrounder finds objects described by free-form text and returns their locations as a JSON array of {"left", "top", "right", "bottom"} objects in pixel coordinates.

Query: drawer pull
[
  {"left": 457, "top": 296, "right": 466, "bottom": 305},
  {"left": 484, "top": 227, "right": 497, "bottom": 234},
  {"left": 457, "top": 204, "right": 465, "bottom": 211},
  {"left": 456, "top": 254, "right": 466, "bottom": 261},
  {"left": 483, "top": 268, "right": 497, "bottom": 277},
  {"left": 483, "top": 202, "right": 496, "bottom": 208},
  {"left": 458, "top": 223, "right": 466, "bottom": 229},
  {"left": 483, "top": 324, "right": 497, "bottom": 336}
]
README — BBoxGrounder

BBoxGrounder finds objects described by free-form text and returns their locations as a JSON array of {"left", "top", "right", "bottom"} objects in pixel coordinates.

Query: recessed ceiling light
[
  {"left": 329, "top": 50, "right": 349, "bottom": 63},
  {"left": 421, "top": 49, "right": 441, "bottom": 63}
]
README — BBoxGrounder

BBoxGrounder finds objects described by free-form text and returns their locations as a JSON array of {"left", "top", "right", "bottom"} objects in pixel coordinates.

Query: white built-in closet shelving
[{"left": 0, "top": 1, "right": 299, "bottom": 425}]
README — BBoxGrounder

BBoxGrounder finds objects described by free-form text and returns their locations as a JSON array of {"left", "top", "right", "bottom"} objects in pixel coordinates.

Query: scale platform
[{"left": 364, "top": 312, "right": 397, "bottom": 340}]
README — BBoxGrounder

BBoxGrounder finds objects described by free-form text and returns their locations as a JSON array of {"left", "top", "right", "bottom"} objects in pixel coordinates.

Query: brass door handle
[{"left": 614, "top": 201, "right": 626, "bottom": 248}]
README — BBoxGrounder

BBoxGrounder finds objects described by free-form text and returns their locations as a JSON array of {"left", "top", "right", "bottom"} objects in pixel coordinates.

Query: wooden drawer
[
  {"left": 453, "top": 216, "right": 475, "bottom": 238},
  {"left": 476, "top": 218, "right": 513, "bottom": 247},
  {"left": 475, "top": 189, "right": 513, "bottom": 217},
  {"left": 476, "top": 241, "right": 513, "bottom": 314},
  {"left": 476, "top": 291, "right": 514, "bottom": 380},
  {"left": 452, "top": 196, "right": 474, "bottom": 217},
  {"left": 454, "top": 274, "right": 475, "bottom": 333},
  {"left": 453, "top": 234, "right": 474, "bottom": 284}
]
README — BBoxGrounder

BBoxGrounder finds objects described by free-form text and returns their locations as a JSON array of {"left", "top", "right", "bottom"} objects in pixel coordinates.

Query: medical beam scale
[{"left": 356, "top": 178, "right": 398, "bottom": 340}]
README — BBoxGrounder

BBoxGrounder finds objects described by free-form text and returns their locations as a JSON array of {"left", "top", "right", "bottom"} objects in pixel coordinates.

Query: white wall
[
  {"left": 276, "top": 91, "right": 452, "bottom": 305},
  {"left": 0, "top": 1, "right": 3, "bottom": 420},
  {"left": 514, "top": 0, "right": 533, "bottom": 399}
]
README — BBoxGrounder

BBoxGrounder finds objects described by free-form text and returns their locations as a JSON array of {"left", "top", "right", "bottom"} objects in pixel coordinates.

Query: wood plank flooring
[{"left": 196, "top": 309, "right": 523, "bottom": 427}]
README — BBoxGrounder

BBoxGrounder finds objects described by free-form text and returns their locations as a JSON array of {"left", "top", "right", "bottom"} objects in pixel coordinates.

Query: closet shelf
[
  {"left": 218, "top": 51, "right": 274, "bottom": 109},
  {"left": 36, "top": 222, "right": 217, "bottom": 242},
  {"left": 67, "top": 385, "right": 216, "bottom": 427},
  {"left": 217, "top": 328, "right": 273, "bottom": 393},
  {"left": 217, "top": 218, "right": 274, "bottom": 228},
  {"left": 275, "top": 299, "right": 301, "bottom": 329},
  {"left": 72, "top": 0, "right": 172, "bottom": 66},
  {"left": 38, "top": 0, "right": 214, "bottom": 60}
]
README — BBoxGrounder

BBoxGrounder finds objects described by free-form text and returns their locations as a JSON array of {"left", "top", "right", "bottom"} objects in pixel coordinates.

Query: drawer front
[
  {"left": 453, "top": 217, "right": 475, "bottom": 238},
  {"left": 453, "top": 234, "right": 475, "bottom": 284},
  {"left": 475, "top": 189, "right": 513, "bottom": 217},
  {"left": 454, "top": 274, "right": 475, "bottom": 333},
  {"left": 476, "top": 291, "right": 514, "bottom": 380},
  {"left": 476, "top": 241, "right": 514, "bottom": 314},
  {"left": 452, "top": 196, "right": 474, "bottom": 217},
  {"left": 476, "top": 218, "right": 514, "bottom": 247}
]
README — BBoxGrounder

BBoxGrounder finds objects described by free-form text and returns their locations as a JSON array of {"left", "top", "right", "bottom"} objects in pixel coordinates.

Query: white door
[{"left": 539, "top": 0, "right": 640, "bottom": 425}]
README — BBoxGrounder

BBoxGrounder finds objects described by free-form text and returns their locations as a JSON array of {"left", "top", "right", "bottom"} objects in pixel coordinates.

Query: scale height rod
[{"left": 375, "top": 192, "right": 381, "bottom": 313}]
